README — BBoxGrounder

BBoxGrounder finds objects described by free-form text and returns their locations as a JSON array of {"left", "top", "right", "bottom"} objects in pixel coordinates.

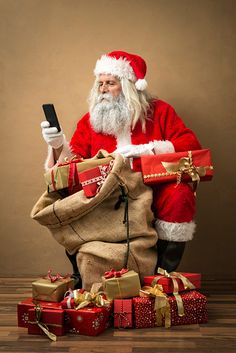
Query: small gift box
[
  {"left": 44, "top": 156, "right": 113, "bottom": 194},
  {"left": 32, "top": 271, "right": 74, "bottom": 303},
  {"left": 102, "top": 269, "right": 141, "bottom": 300},
  {"left": 114, "top": 299, "right": 133, "bottom": 328},
  {"left": 78, "top": 161, "right": 114, "bottom": 197},
  {"left": 133, "top": 289, "right": 208, "bottom": 328},
  {"left": 17, "top": 297, "right": 62, "bottom": 327},
  {"left": 143, "top": 268, "right": 201, "bottom": 294},
  {"left": 141, "top": 149, "right": 213, "bottom": 186},
  {"left": 64, "top": 305, "right": 113, "bottom": 336},
  {"left": 28, "top": 306, "right": 65, "bottom": 340}
]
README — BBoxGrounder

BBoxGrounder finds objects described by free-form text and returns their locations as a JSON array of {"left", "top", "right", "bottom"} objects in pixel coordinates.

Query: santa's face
[{"left": 98, "top": 74, "right": 122, "bottom": 97}]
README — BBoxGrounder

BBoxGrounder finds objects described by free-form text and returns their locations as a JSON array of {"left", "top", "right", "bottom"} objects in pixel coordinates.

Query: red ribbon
[
  {"left": 51, "top": 157, "right": 83, "bottom": 193},
  {"left": 44, "top": 269, "right": 70, "bottom": 283},
  {"left": 104, "top": 268, "right": 129, "bottom": 279}
]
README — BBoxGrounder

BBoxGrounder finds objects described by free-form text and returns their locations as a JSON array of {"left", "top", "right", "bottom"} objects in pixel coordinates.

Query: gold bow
[
  {"left": 140, "top": 284, "right": 171, "bottom": 328},
  {"left": 152, "top": 267, "right": 196, "bottom": 317},
  {"left": 72, "top": 285, "right": 111, "bottom": 310},
  {"left": 162, "top": 151, "right": 207, "bottom": 191}
]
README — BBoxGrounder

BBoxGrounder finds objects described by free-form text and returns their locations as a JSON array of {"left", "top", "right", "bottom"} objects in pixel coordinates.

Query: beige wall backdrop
[{"left": 0, "top": 0, "right": 235, "bottom": 278}]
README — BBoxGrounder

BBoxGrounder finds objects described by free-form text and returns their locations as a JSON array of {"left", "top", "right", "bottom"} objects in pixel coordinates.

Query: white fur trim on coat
[
  {"left": 94, "top": 55, "right": 136, "bottom": 82},
  {"left": 155, "top": 219, "right": 196, "bottom": 242},
  {"left": 153, "top": 140, "right": 175, "bottom": 154},
  {"left": 44, "top": 140, "right": 73, "bottom": 171}
]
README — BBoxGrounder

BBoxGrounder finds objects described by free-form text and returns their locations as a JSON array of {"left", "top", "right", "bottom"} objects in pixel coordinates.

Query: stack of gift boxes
[{"left": 17, "top": 268, "right": 208, "bottom": 340}]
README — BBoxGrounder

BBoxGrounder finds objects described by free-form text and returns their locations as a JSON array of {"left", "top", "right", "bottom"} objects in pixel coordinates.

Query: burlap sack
[{"left": 31, "top": 151, "right": 158, "bottom": 290}]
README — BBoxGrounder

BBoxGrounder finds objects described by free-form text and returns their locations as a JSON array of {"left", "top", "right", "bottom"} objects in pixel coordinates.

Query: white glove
[
  {"left": 41, "top": 121, "right": 65, "bottom": 149},
  {"left": 115, "top": 142, "right": 155, "bottom": 158}
]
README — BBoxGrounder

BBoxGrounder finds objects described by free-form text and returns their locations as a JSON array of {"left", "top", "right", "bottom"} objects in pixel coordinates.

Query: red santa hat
[{"left": 94, "top": 51, "right": 148, "bottom": 91}]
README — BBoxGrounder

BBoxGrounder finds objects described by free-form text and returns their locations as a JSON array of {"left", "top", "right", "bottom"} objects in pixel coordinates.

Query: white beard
[{"left": 89, "top": 93, "right": 132, "bottom": 136}]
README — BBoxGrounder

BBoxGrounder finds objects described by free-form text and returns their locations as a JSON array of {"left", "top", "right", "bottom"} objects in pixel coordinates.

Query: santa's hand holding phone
[{"left": 41, "top": 121, "right": 65, "bottom": 149}]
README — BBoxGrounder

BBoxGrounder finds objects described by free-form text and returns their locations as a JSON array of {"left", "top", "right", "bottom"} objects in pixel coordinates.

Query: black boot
[
  {"left": 65, "top": 250, "right": 82, "bottom": 289},
  {"left": 156, "top": 239, "right": 186, "bottom": 273}
]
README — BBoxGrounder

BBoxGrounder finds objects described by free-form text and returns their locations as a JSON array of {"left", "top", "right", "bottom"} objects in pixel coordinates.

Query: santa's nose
[{"left": 100, "top": 83, "right": 109, "bottom": 93}]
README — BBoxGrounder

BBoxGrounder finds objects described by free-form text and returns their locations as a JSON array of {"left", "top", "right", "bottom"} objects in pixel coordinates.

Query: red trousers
[{"left": 152, "top": 182, "right": 196, "bottom": 223}]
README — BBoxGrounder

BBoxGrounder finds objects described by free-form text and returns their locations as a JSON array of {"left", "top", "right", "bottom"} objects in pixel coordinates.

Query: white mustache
[{"left": 96, "top": 93, "right": 114, "bottom": 103}]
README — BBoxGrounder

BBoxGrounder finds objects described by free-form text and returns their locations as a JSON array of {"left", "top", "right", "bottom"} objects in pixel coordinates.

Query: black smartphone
[{"left": 42, "top": 104, "right": 61, "bottom": 132}]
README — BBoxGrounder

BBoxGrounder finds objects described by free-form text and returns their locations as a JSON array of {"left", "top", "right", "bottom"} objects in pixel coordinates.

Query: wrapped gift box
[
  {"left": 64, "top": 304, "right": 112, "bottom": 336},
  {"left": 141, "top": 149, "right": 213, "bottom": 185},
  {"left": 133, "top": 290, "right": 208, "bottom": 328},
  {"left": 44, "top": 156, "right": 113, "bottom": 193},
  {"left": 32, "top": 277, "right": 74, "bottom": 303},
  {"left": 114, "top": 299, "right": 133, "bottom": 328},
  {"left": 102, "top": 270, "right": 141, "bottom": 300},
  {"left": 17, "top": 297, "right": 63, "bottom": 327},
  {"left": 143, "top": 272, "right": 201, "bottom": 294},
  {"left": 78, "top": 161, "right": 114, "bottom": 197},
  {"left": 28, "top": 307, "right": 65, "bottom": 337}
]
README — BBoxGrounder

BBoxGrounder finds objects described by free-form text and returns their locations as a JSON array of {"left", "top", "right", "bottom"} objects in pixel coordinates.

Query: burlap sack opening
[{"left": 31, "top": 150, "right": 158, "bottom": 290}]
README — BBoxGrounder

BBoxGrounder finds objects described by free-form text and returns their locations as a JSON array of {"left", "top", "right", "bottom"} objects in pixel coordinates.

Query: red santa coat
[{"left": 70, "top": 99, "right": 201, "bottom": 228}]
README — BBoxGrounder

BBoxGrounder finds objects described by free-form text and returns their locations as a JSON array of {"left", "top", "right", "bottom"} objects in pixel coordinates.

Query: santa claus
[{"left": 41, "top": 51, "right": 201, "bottom": 282}]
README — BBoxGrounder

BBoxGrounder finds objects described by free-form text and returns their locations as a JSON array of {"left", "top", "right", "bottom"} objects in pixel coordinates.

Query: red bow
[
  {"left": 44, "top": 269, "right": 70, "bottom": 283},
  {"left": 104, "top": 268, "right": 128, "bottom": 279}
]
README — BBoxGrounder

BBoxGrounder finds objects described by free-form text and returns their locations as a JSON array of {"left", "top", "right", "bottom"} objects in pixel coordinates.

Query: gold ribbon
[
  {"left": 161, "top": 151, "right": 209, "bottom": 193},
  {"left": 72, "top": 286, "right": 111, "bottom": 310},
  {"left": 152, "top": 267, "right": 196, "bottom": 317},
  {"left": 140, "top": 285, "right": 171, "bottom": 328},
  {"left": 32, "top": 304, "right": 57, "bottom": 342}
]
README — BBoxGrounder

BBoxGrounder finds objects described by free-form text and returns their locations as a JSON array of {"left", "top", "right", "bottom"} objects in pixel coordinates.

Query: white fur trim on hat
[
  {"left": 94, "top": 55, "right": 136, "bottom": 82},
  {"left": 153, "top": 140, "right": 175, "bottom": 154},
  {"left": 135, "top": 78, "right": 148, "bottom": 91},
  {"left": 155, "top": 219, "right": 196, "bottom": 242}
]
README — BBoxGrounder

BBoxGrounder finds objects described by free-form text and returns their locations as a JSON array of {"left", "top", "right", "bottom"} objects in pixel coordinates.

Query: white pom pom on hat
[{"left": 94, "top": 51, "right": 148, "bottom": 91}]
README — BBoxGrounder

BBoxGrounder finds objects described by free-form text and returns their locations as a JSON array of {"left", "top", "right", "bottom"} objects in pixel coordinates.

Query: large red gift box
[
  {"left": 17, "top": 297, "right": 62, "bottom": 327},
  {"left": 78, "top": 161, "right": 114, "bottom": 197},
  {"left": 143, "top": 272, "right": 201, "bottom": 294},
  {"left": 141, "top": 149, "right": 213, "bottom": 185},
  {"left": 64, "top": 304, "right": 112, "bottom": 336},
  {"left": 133, "top": 290, "right": 208, "bottom": 328},
  {"left": 28, "top": 307, "right": 65, "bottom": 336},
  {"left": 114, "top": 299, "right": 133, "bottom": 328}
]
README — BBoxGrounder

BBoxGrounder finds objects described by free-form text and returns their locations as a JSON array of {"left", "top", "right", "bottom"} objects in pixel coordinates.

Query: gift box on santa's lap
[
  {"left": 44, "top": 155, "right": 114, "bottom": 194},
  {"left": 143, "top": 269, "right": 201, "bottom": 294},
  {"left": 141, "top": 149, "right": 213, "bottom": 185},
  {"left": 133, "top": 289, "right": 208, "bottom": 328},
  {"left": 17, "top": 297, "right": 63, "bottom": 328}
]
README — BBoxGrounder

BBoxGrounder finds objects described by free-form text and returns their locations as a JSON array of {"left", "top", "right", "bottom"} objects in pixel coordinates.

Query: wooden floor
[{"left": 0, "top": 278, "right": 236, "bottom": 353}]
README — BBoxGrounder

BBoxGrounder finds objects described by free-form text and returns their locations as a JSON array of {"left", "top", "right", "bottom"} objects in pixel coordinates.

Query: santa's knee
[{"left": 153, "top": 182, "right": 196, "bottom": 242}]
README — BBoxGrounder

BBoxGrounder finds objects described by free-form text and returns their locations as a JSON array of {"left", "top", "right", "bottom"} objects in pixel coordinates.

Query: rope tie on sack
[{"left": 114, "top": 184, "right": 130, "bottom": 269}]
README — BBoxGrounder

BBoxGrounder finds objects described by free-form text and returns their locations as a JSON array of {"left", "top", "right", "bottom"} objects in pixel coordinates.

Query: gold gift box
[
  {"left": 44, "top": 156, "right": 113, "bottom": 192},
  {"left": 102, "top": 270, "right": 141, "bottom": 300},
  {"left": 32, "top": 277, "right": 74, "bottom": 302}
]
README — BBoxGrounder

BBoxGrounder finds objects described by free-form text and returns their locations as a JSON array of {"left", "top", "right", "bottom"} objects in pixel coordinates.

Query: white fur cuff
[
  {"left": 155, "top": 219, "right": 196, "bottom": 242},
  {"left": 153, "top": 140, "right": 175, "bottom": 154}
]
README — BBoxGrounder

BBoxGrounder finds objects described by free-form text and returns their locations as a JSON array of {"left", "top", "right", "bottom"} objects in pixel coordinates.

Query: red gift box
[
  {"left": 28, "top": 307, "right": 65, "bottom": 337},
  {"left": 133, "top": 290, "right": 208, "bottom": 328},
  {"left": 17, "top": 297, "right": 62, "bottom": 327},
  {"left": 78, "top": 161, "right": 114, "bottom": 197},
  {"left": 143, "top": 272, "right": 201, "bottom": 294},
  {"left": 64, "top": 304, "right": 112, "bottom": 336},
  {"left": 141, "top": 149, "right": 213, "bottom": 185},
  {"left": 114, "top": 299, "right": 133, "bottom": 328}
]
